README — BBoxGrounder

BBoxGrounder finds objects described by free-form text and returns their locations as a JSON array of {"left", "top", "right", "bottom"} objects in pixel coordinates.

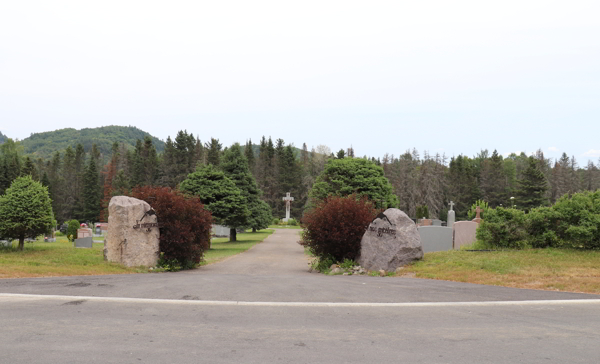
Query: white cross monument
[
  {"left": 282, "top": 192, "right": 294, "bottom": 222},
  {"left": 447, "top": 201, "right": 456, "bottom": 228}
]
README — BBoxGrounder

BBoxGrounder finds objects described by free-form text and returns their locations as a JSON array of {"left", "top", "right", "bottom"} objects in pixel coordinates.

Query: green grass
[
  {"left": 0, "top": 236, "right": 141, "bottom": 278},
  {"left": 267, "top": 225, "right": 302, "bottom": 229},
  {"left": 202, "top": 229, "right": 274, "bottom": 265},
  {"left": 400, "top": 248, "right": 600, "bottom": 294},
  {"left": 0, "top": 229, "right": 274, "bottom": 278}
]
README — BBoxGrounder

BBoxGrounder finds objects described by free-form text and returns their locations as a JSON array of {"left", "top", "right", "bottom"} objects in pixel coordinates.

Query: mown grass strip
[
  {"left": 400, "top": 248, "right": 600, "bottom": 294},
  {"left": 0, "top": 229, "right": 274, "bottom": 278},
  {"left": 202, "top": 229, "right": 274, "bottom": 265}
]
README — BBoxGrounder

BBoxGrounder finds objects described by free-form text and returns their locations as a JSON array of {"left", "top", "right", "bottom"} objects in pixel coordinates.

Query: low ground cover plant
[{"left": 301, "top": 194, "right": 378, "bottom": 270}]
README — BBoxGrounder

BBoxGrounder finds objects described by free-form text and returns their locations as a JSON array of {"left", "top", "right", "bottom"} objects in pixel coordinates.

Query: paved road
[{"left": 1, "top": 229, "right": 599, "bottom": 363}]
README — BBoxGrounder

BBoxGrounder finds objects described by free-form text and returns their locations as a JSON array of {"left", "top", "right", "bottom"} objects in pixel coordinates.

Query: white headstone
[
  {"left": 282, "top": 192, "right": 294, "bottom": 222},
  {"left": 447, "top": 201, "right": 455, "bottom": 228}
]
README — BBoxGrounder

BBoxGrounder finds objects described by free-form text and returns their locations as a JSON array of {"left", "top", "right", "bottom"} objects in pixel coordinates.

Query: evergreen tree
[
  {"left": 0, "top": 176, "right": 54, "bottom": 251},
  {"left": 205, "top": 138, "right": 222, "bottom": 167},
  {"left": 447, "top": 155, "right": 480, "bottom": 218},
  {"left": 22, "top": 157, "right": 38, "bottom": 180},
  {"left": 158, "top": 136, "right": 177, "bottom": 187},
  {"left": 180, "top": 164, "right": 249, "bottom": 241},
  {"left": 516, "top": 156, "right": 549, "bottom": 211},
  {"left": 83, "top": 151, "right": 102, "bottom": 222},
  {"left": 221, "top": 143, "right": 272, "bottom": 231},
  {"left": 310, "top": 158, "right": 398, "bottom": 209},
  {"left": 479, "top": 150, "right": 507, "bottom": 207},
  {"left": 244, "top": 139, "right": 255, "bottom": 175}
]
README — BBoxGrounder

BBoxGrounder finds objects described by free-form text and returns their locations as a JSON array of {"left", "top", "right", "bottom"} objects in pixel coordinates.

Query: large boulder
[
  {"left": 358, "top": 208, "right": 423, "bottom": 272},
  {"left": 105, "top": 196, "right": 160, "bottom": 267}
]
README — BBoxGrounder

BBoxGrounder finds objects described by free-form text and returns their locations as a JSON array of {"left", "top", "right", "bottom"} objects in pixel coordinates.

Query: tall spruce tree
[
  {"left": 516, "top": 156, "right": 549, "bottom": 211},
  {"left": 221, "top": 143, "right": 272, "bottom": 232},
  {"left": 205, "top": 138, "right": 222, "bottom": 167},
  {"left": 83, "top": 150, "right": 102, "bottom": 222}
]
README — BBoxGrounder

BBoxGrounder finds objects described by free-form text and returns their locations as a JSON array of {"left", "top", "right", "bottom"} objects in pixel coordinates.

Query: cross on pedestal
[
  {"left": 475, "top": 206, "right": 482, "bottom": 219},
  {"left": 448, "top": 201, "right": 455, "bottom": 211},
  {"left": 282, "top": 192, "right": 294, "bottom": 221}
]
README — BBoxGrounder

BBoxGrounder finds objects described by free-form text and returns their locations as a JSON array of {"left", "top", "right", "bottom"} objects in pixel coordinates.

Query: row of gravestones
[{"left": 417, "top": 203, "right": 482, "bottom": 253}]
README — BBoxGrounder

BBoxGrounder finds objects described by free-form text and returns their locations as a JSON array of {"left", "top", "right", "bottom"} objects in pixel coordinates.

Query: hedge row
[{"left": 477, "top": 190, "right": 600, "bottom": 249}]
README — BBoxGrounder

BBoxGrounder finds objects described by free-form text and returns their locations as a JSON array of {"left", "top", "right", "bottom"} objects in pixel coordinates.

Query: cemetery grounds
[{"left": 0, "top": 229, "right": 273, "bottom": 279}]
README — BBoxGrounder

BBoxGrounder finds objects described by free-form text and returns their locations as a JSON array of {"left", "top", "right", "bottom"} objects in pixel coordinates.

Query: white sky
[{"left": 1, "top": 0, "right": 599, "bottom": 164}]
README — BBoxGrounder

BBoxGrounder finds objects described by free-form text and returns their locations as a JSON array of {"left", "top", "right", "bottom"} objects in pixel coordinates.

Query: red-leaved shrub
[
  {"left": 133, "top": 186, "right": 213, "bottom": 268},
  {"left": 301, "top": 195, "right": 378, "bottom": 261}
]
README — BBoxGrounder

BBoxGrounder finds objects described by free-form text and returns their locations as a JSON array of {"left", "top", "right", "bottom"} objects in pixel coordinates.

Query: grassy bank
[
  {"left": 400, "top": 248, "right": 600, "bottom": 294},
  {"left": 0, "top": 229, "right": 274, "bottom": 278}
]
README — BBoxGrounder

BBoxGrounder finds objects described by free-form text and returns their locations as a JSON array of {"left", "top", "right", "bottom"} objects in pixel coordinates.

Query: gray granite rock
[
  {"left": 358, "top": 208, "right": 423, "bottom": 271},
  {"left": 106, "top": 196, "right": 160, "bottom": 267}
]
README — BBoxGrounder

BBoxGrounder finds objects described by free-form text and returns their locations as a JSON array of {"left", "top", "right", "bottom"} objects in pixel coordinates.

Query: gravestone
[
  {"left": 431, "top": 219, "right": 442, "bottom": 226},
  {"left": 77, "top": 228, "right": 93, "bottom": 239},
  {"left": 105, "top": 196, "right": 160, "bottom": 267},
  {"left": 472, "top": 206, "right": 483, "bottom": 224},
  {"left": 358, "top": 208, "right": 423, "bottom": 272},
  {"left": 447, "top": 201, "right": 456, "bottom": 228},
  {"left": 282, "top": 192, "right": 294, "bottom": 222},
  {"left": 418, "top": 226, "right": 453, "bottom": 253},
  {"left": 419, "top": 219, "right": 432, "bottom": 226},
  {"left": 453, "top": 221, "right": 479, "bottom": 249},
  {"left": 74, "top": 236, "right": 93, "bottom": 248},
  {"left": 212, "top": 224, "right": 229, "bottom": 237}
]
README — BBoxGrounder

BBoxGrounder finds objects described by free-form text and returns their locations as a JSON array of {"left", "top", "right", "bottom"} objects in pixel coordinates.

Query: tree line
[{"left": 1, "top": 130, "right": 599, "bottom": 224}]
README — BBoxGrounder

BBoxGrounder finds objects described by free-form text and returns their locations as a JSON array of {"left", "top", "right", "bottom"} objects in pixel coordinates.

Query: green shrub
[
  {"left": 66, "top": 220, "right": 80, "bottom": 242},
  {"left": 310, "top": 255, "right": 336, "bottom": 273},
  {"left": 272, "top": 218, "right": 281, "bottom": 225},
  {"left": 287, "top": 218, "right": 298, "bottom": 226},
  {"left": 476, "top": 207, "right": 528, "bottom": 249},
  {"left": 551, "top": 190, "right": 600, "bottom": 249},
  {"left": 525, "top": 206, "right": 561, "bottom": 248}
]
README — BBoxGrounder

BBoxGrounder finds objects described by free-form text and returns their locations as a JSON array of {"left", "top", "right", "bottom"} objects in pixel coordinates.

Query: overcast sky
[{"left": 1, "top": 0, "right": 599, "bottom": 164}]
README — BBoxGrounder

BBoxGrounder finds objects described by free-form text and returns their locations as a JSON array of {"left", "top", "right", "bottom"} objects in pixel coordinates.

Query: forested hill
[{"left": 21, "top": 126, "right": 165, "bottom": 160}]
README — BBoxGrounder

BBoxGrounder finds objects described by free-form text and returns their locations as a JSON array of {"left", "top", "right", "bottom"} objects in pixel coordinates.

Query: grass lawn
[
  {"left": 202, "top": 229, "right": 274, "bottom": 265},
  {"left": 0, "top": 229, "right": 274, "bottom": 278},
  {"left": 267, "top": 225, "right": 302, "bottom": 229},
  {"left": 0, "top": 236, "right": 141, "bottom": 279},
  {"left": 399, "top": 248, "right": 600, "bottom": 294}
]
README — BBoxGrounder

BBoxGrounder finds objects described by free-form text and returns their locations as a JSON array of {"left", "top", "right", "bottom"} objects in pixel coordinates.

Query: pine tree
[{"left": 516, "top": 157, "right": 549, "bottom": 211}]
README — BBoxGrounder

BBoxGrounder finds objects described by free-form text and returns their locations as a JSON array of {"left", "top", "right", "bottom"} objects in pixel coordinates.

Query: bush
[
  {"left": 476, "top": 207, "right": 528, "bottom": 249},
  {"left": 66, "top": 220, "right": 80, "bottom": 242},
  {"left": 287, "top": 218, "right": 298, "bottom": 226},
  {"left": 133, "top": 186, "right": 213, "bottom": 270},
  {"left": 272, "top": 218, "right": 280, "bottom": 225},
  {"left": 525, "top": 206, "right": 561, "bottom": 248},
  {"left": 539, "top": 190, "right": 600, "bottom": 249},
  {"left": 300, "top": 194, "right": 378, "bottom": 261}
]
